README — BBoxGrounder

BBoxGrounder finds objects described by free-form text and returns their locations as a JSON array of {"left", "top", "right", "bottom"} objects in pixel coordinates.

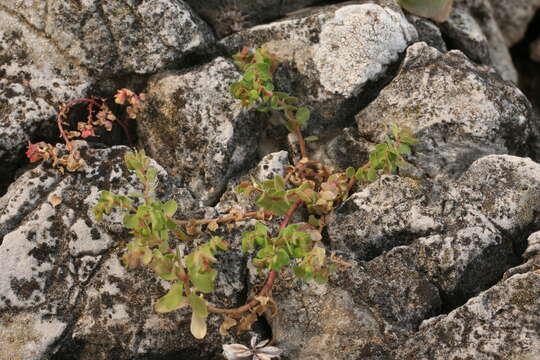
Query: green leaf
[
  {"left": 155, "top": 282, "right": 188, "bottom": 313},
  {"left": 274, "top": 175, "right": 285, "bottom": 192},
  {"left": 190, "top": 269, "right": 217, "bottom": 293},
  {"left": 188, "top": 293, "right": 208, "bottom": 318},
  {"left": 367, "top": 167, "right": 378, "bottom": 182},
  {"left": 163, "top": 200, "right": 177, "bottom": 216},
  {"left": 305, "top": 136, "right": 319, "bottom": 142},
  {"left": 271, "top": 248, "right": 290, "bottom": 270},
  {"left": 345, "top": 167, "right": 355, "bottom": 178},
  {"left": 397, "top": 0, "right": 453, "bottom": 22},
  {"left": 296, "top": 107, "right": 310, "bottom": 126},
  {"left": 123, "top": 214, "right": 138, "bottom": 229},
  {"left": 398, "top": 143, "right": 411, "bottom": 155}
]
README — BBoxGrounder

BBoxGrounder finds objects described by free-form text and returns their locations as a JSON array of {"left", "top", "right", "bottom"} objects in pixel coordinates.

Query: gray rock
[
  {"left": 487, "top": 0, "right": 540, "bottom": 47},
  {"left": 0, "top": 0, "right": 214, "bottom": 185},
  {"left": 137, "top": 57, "right": 261, "bottom": 205},
  {"left": 503, "top": 231, "right": 540, "bottom": 280},
  {"left": 413, "top": 208, "right": 513, "bottom": 304},
  {"left": 356, "top": 42, "right": 533, "bottom": 180},
  {"left": 405, "top": 14, "right": 447, "bottom": 52},
  {"left": 457, "top": 155, "right": 540, "bottom": 235},
  {"left": 327, "top": 175, "right": 443, "bottom": 261},
  {"left": 185, "top": 0, "right": 320, "bottom": 38},
  {"left": 0, "top": 143, "right": 246, "bottom": 359},
  {"left": 396, "top": 271, "right": 540, "bottom": 360},
  {"left": 220, "top": 1, "right": 417, "bottom": 133},
  {"left": 272, "top": 246, "right": 441, "bottom": 360},
  {"left": 441, "top": 0, "right": 520, "bottom": 82},
  {"left": 531, "top": 37, "right": 540, "bottom": 63},
  {"left": 254, "top": 151, "right": 290, "bottom": 182}
]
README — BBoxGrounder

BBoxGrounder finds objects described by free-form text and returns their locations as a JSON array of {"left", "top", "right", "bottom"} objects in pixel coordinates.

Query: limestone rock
[
  {"left": 356, "top": 42, "right": 533, "bottom": 180},
  {"left": 327, "top": 175, "right": 443, "bottom": 261},
  {"left": 0, "top": 144, "right": 245, "bottom": 359},
  {"left": 185, "top": 0, "right": 320, "bottom": 38},
  {"left": 272, "top": 246, "right": 441, "bottom": 360},
  {"left": 137, "top": 57, "right": 261, "bottom": 205},
  {"left": 396, "top": 272, "right": 540, "bottom": 360},
  {"left": 457, "top": 155, "right": 540, "bottom": 236},
  {"left": 220, "top": 1, "right": 417, "bottom": 133},
  {"left": 0, "top": 0, "right": 214, "bottom": 190}
]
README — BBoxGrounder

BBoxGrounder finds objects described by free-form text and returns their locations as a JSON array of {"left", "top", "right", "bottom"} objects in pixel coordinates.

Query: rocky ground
[{"left": 1, "top": 0, "right": 539, "bottom": 359}]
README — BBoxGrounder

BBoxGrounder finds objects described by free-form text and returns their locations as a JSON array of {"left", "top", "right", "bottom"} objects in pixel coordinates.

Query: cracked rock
[
  {"left": 220, "top": 1, "right": 417, "bottom": 133},
  {"left": 396, "top": 271, "right": 540, "bottom": 360},
  {"left": 137, "top": 57, "right": 262, "bottom": 205},
  {"left": 0, "top": 0, "right": 214, "bottom": 186},
  {"left": 356, "top": 42, "right": 533, "bottom": 180}
]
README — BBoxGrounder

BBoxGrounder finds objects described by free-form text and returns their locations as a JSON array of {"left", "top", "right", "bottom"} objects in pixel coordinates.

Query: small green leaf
[
  {"left": 123, "top": 214, "right": 138, "bottom": 229},
  {"left": 345, "top": 167, "right": 355, "bottom": 178},
  {"left": 305, "top": 136, "right": 319, "bottom": 142},
  {"left": 296, "top": 107, "right": 310, "bottom": 126},
  {"left": 190, "top": 269, "right": 217, "bottom": 293},
  {"left": 188, "top": 293, "right": 208, "bottom": 318},
  {"left": 367, "top": 167, "right": 378, "bottom": 182},
  {"left": 155, "top": 282, "right": 188, "bottom": 313},
  {"left": 398, "top": 143, "right": 411, "bottom": 155},
  {"left": 163, "top": 200, "right": 177, "bottom": 216}
]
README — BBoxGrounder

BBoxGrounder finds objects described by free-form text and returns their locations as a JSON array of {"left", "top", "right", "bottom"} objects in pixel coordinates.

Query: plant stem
[
  {"left": 169, "top": 210, "right": 273, "bottom": 227},
  {"left": 207, "top": 200, "right": 303, "bottom": 316},
  {"left": 294, "top": 125, "right": 307, "bottom": 160}
]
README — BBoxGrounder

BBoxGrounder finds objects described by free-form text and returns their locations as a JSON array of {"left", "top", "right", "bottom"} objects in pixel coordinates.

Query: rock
[
  {"left": 219, "top": 1, "right": 417, "bottom": 133},
  {"left": 0, "top": 143, "right": 246, "bottom": 359},
  {"left": 185, "top": 0, "right": 320, "bottom": 38},
  {"left": 487, "top": 0, "right": 540, "bottom": 47},
  {"left": 137, "top": 57, "right": 261, "bottom": 205},
  {"left": 356, "top": 42, "right": 533, "bottom": 180},
  {"left": 503, "top": 231, "right": 540, "bottom": 280},
  {"left": 311, "top": 127, "right": 370, "bottom": 171},
  {"left": 271, "top": 246, "right": 441, "bottom": 360},
  {"left": 442, "top": 1, "right": 518, "bottom": 82},
  {"left": 327, "top": 175, "right": 443, "bottom": 261},
  {"left": 253, "top": 151, "right": 290, "bottom": 182},
  {"left": 531, "top": 37, "right": 540, "bottom": 63},
  {"left": 412, "top": 208, "right": 513, "bottom": 306},
  {"left": 395, "top": 271, "right": 540, "bottom": 360},
  {"left": 405, "top": 14, "right": 447, "bottom": 52},
  {"left": 457, "top": 155, "right": 540, "bottom": 237},
  {"left": 0, "top": 0, "right": 214, "bottom": 188}
]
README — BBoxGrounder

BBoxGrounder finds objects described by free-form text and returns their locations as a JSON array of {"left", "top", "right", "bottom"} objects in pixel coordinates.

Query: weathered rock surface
[
  {"left": 356, "top": 42, "right": 533, "bottom": 180},
  {"left": 0, "top": 0, "right": 214, "bottom": 188},
  {"left": 396, "top": 271, "right": 540, "bottom": 360},
  {"left": 0, "top": 143, "right": 246, "bottom": 359},
  {"left": 185, "top": 0, "right": 320, "bottom": 38},
  {"left": 137, "top": 57, "right": 261, "bottom": 205},
  {"left": 531, "top": 37, "right": 540, "bottom": 63},
  {"left": 272, "top": 246, "right": 442, "bottom": 360},
  {"left": 442, "top": 0, "right": 518, "bottom": 82},
  {"left": 220, "top": 1, "right": 418, "bottom": 133}
]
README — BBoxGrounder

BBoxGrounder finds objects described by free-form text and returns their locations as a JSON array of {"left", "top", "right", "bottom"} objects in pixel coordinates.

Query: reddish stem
[
  {"left": 294, "top": 125, "right": 307, "bottom": 160},
  {"left": 207, "top": 200, "right": 303, "bottom": 316}
]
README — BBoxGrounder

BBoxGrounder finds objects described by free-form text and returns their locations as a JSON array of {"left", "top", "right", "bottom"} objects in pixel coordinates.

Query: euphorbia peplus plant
[
  {"left": 26, "top": 89, "right": 144, "bottom": 173},
  {"left": 93, "top": 47, "right": 418, "bottom": 339}
]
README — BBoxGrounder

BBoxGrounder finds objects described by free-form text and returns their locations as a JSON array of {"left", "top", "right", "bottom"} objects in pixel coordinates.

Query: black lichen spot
[
  {"left": 91, "top": 228, "right": 101, "bottom": 240},
  {"left": 28, "top": 242, "right": 54, "bottom": 265},
  {"left": 10, "top": 278, "right": 41, "bottom": 299}
]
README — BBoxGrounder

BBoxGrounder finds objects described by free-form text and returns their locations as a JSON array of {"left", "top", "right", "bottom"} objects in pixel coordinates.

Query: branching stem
[{"left": 207, "top": 199, "right": 303, "bottom": 316}]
